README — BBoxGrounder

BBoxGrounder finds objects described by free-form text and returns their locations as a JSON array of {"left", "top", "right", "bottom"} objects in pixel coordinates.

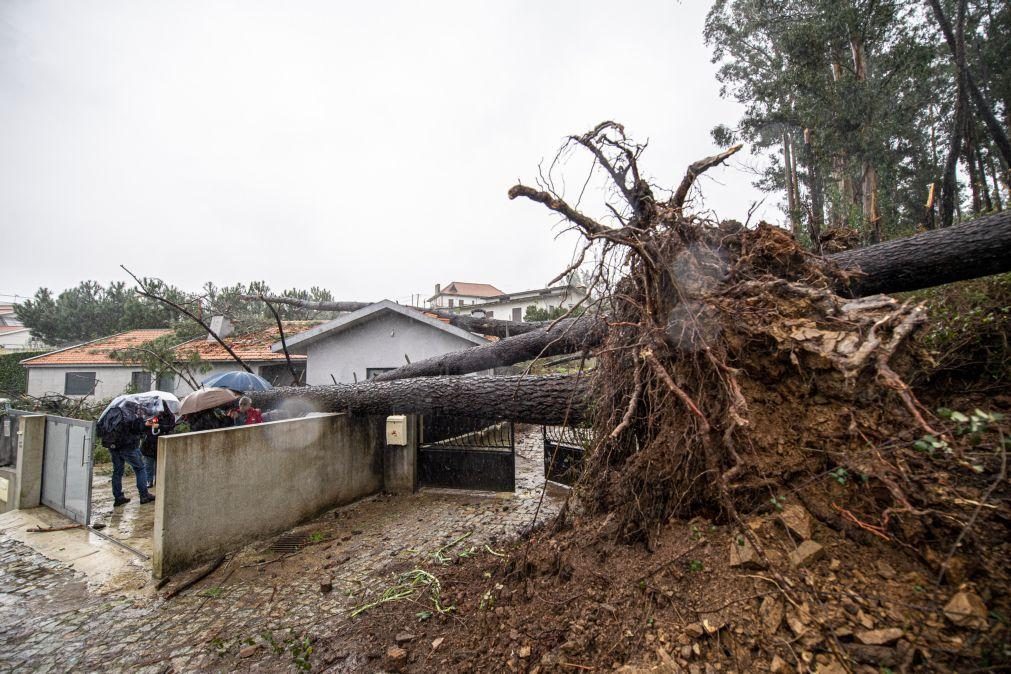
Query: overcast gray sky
[{"left": 0, "top": 0, "right": 772, "bottom": 305}]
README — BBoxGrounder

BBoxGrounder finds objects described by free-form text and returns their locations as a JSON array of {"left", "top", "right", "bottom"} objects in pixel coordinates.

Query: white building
[
  {"left": 275, "top": 300, "right": 490, "bottom": 385},
  {"left": 21, "top": 329, "right": 176, "bottom": 400},
  {"left": 0, "top": 304, "right": 42, "bottom": 351},
  {"left": 426, "top": 282, "right": 587, "bottom": 322}
]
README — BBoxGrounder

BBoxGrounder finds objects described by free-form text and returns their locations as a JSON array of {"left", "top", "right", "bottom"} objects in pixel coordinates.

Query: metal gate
[
  {"left": 543, "top": 425, "right": 593, "bottom": 486},
  {"left": 41, "top": 415, "right": 95, "bottom": 524},
  {"left": 417, "top": 416, "right": 515, "bottom": 492}
]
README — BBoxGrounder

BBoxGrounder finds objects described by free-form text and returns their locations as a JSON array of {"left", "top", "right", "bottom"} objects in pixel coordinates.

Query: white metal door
[{"left": 41, "top": 416, "right": 94, "bottom": 524}]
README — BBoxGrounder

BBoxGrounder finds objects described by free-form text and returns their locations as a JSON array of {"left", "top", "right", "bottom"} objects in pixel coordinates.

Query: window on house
[
  {"left": 512, "top": 307, "right": 522, "bottom": 322},
  {"left": 486, "top": 310, "right": 494, "bottom": 318},
  {"left": 448, "top": 299, "right": 455, "bottom": 308},
  {"left": 156, "top": 373, "right": 175, "bottom": 392},
  {"left": 64, "top": 372, "right": 96, "bottom": 396},
  {"left": 366, "top": 368, "right": 396, "bottom": 380},
  {"left": 130, "top": 371, "right": 152, "bottom": 392}
]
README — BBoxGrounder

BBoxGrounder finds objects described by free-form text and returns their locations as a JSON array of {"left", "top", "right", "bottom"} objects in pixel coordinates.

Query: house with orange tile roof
[
  {"left": 170, "top": 317, "right": 321, "bottom": 396},
  {"left": 20, "top": 329, "right": 175, "bottom": 400}
]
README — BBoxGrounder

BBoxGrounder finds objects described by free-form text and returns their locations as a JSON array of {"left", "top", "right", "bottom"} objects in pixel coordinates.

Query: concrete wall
[
  {"left": 153, "top": 413, "right": 388, "bottom": 577},
  {"left": 0, "top": 415, "right": 45, "bottom": 514},
  {"left": 304, "top": 312, "right": 485, "bottom": 385}
]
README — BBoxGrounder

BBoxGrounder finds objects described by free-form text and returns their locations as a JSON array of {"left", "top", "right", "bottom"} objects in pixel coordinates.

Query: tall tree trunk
[
  {"left": 964, "top": 129, "right": 983, "bottom": 214},
  {"left": 803, "top": 128, "right": 825, "bottom": 251},
  {"left": 927, "top": 0, "right": 1011, "bottom": 168},
  {"left": 973, "top": 141, "right": 993, "bottom": 212},
  {"left": 782, "top": 130, "right": 801, "bottom": 235},
  {"left": 939, "top": 0, "right": 970, "bottom": 228},
  {"left": 829, "top": 52, "right": 854, "bottom": 227},
  {"left": 248, "top": 373, "right": 589, "bottom": 425},
  {"left": 987, "top": 153, "right": 1005, "bottom": 211},
  {"left": 850, "top": 34, "right": 881, "bottom": 241}
]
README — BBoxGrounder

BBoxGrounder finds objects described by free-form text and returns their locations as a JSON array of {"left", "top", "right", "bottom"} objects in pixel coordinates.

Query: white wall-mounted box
[{"left": 386, "top": 415, "right": 408, "bottom": 446}]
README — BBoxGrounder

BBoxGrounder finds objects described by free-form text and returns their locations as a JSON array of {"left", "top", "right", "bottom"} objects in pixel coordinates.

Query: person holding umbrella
[
  {"left": 140, "top": 401, "right": 177, "bottom": 488},
  {"left": 97, "top": 399, "right": 155, "bottom": 506}
]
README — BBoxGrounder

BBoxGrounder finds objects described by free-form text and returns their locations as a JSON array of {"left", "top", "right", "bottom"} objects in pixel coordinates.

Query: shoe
[
  {"left": 140, "top": 494, "right": 156, "bottom": 504},
  {"left": 113, "top": 497, "right": 131, "bottom": 507}
]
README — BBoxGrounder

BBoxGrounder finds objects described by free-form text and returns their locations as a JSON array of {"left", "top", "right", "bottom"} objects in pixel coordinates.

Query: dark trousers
[{"left": 111, "top": 447, "right": 150, "bottom": 500}]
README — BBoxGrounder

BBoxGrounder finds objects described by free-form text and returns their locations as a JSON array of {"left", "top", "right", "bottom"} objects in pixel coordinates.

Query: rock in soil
[
  {"left": 855, "top": 627, "right": 904, "bottom": 645},
  {"left": 788, "top": 540, "right": 824, "bottom": 567},
  {"left": 728, "top": 538, "right": 766, "bottom": 569},
  {"left": 395, "top": 632, "right": 417, "bottom": 644},
  {"left": 759, "top": 596, "right": 784, "bottom": 635},
  {"left": 386, "top": 646, "right": 408, "bottom": 671},
  {"left": 778, "top": 504, "right": 813, "bottom": 540},
  {"left": 943, "top": 590, "right": 989, "bottom": 629}
]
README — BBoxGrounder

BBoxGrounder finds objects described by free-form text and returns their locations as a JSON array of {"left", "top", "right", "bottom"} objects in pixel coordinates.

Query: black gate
[
  {"left": 418, "top": 416, "right": 515, "bottom": 492},
  {"left": 543, "top": 425, "right": 593, "bottom": 486}
]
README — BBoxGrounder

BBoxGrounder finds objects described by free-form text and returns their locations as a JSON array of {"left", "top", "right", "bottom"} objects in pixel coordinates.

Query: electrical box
[{"left": 386, "top": 415, "right": 408, "bottom": 446}]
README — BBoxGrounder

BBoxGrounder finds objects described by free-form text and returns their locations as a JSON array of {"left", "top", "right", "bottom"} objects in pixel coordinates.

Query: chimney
[
  {"left": 434, "top": 283, "right": 441, "bottom": 296},
  {"left": 207, "top": 315, "right": 234, "bottom": 342}
]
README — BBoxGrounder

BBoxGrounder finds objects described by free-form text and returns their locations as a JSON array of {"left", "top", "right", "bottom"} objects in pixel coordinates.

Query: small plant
[
  {"left": 287, "top": 634, "right": 313, "bottom": 671},
  {"left": 830, "top": 467, "right": 849, "bottom": 485},
  {"left": 416, "top": 610, "right": 432, "bottom": 621},
  {"left": 308, "top": 532, "right": 326, "bottom": 544},
  {"left": 913, "top": 434, "right": 950, "bottom": 456},
  {"left": 769, "top": 494, "right": 787, "bottom": 511},
  {"left": 687, "top": 560, "right": 704, "bottom": 573},
  {"left": 199, "top": 587, "right": 224, "bottom": 598}
]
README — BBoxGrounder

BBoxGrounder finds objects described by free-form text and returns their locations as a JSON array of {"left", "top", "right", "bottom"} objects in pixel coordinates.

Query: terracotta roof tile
[
  {"left": 442, "top": 282, "right": 504, "bottom": 297},
  {"left": 22, "top": 329, "right": 174, "bottom": 366},
  {"left": 173, "top": 322, "right": 319, "bottom": 362}
]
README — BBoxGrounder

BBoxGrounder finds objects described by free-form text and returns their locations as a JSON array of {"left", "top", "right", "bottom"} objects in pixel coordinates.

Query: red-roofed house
[
  {"left": 170, "top": 319, "right": 320, "bottom": 396},
  {"left": 426, "top": 282, "right": 588, "bottom": 322}
]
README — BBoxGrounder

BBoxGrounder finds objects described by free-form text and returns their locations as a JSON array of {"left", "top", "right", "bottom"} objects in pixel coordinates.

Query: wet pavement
[
  {"left": 90, "top": 466, "right": 156, "bottom": 559},
  {"left": 0, "top": 428, "right": 565, "bottom": 672}
]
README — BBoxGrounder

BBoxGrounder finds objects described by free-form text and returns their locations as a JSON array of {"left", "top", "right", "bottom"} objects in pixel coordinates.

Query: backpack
[{"left": 97, "top": 405, "right": 141, "bottom": 451}]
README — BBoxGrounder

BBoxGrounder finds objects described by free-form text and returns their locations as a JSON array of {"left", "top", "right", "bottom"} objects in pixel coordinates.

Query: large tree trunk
[
  {"left": 248, "top": 374, "right": 589, "bottom": 425},
  {"left": 829, "top": 210, "right": 1011, "bottom": 296},
  {"left": 372, "top": 316, "right": 604, "bottom": 382},
  {"left": 802, "top": 128, "right": 825, "bottom": 250}
]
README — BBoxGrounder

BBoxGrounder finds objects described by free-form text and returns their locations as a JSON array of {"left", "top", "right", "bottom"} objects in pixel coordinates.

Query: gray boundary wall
[{"left": 153, "top": 413, "right": 386, "bottom": 577}]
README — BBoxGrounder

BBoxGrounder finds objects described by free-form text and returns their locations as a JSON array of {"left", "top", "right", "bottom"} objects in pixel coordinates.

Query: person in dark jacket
[
  {"left": 184, "top": 405, "right": 235, "bottom": 432},
  {"left": 140, "top": 403, "right": 176, "bottom": 489},
  {"left": 102, "top": 410, "right": 154, "bottom": 507}
]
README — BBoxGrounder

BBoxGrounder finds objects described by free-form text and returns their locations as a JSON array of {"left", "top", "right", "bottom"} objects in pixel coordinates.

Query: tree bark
[
  {"left": 829, "top": 210, "right": 1011, "bottom": 296},
  {"left": 248, "top": 374, "right": 589, "bottom": 425},
  {"left": 802, "top": 128, "right": 825, "bottom": 251},
  {"left": 372, "top": 319, "right": 605, "bottom": 383},
  {"left": 372, "top": 317, "right": 605, "bottom": 382}
]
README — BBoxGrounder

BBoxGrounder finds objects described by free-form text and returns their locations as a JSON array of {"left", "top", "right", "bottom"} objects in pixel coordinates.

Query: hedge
[{"left": 0, "top": 350, "right": 45, "bottom": 396}]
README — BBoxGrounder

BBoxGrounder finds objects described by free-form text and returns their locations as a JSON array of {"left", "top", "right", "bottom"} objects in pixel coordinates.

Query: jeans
[
  {"left": 111, "top": 447, "right": 150, "bottom": 501},
  {"left": 143, "top": 455, "right": 157, "bottom": 488}
]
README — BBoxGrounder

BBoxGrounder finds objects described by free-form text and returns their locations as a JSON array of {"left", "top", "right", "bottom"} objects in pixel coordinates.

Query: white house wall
[
  {"left": 304, "top": 312, "right": 485, "bottom": 385},
  {"left": 26, "top": 366, "right": 146, "bottom": 401}
]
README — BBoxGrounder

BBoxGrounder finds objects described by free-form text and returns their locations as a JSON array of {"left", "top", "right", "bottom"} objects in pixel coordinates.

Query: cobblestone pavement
[{"left": 0, "top": 428, "right": 565, "bottom": 672}]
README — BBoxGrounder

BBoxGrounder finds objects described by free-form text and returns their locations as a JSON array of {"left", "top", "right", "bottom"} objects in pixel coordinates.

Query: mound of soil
[{"left": 315, "top": 408, "right": 1010, "bottom": 671}]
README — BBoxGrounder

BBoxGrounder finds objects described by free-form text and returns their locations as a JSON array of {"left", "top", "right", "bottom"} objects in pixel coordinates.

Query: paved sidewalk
[{"left": 0, "top": 428, "right": 565, "bottom": 672}]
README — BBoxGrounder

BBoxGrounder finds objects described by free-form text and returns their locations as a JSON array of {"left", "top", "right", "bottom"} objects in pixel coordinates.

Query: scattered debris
[{"left": 943, "top": 590, "right": 989, "bottom": 629}]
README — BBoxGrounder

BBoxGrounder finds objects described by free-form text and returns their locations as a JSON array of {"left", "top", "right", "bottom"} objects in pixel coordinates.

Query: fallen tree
[{"left": 248, "top": 373, "right": 588, "bottom": 425}]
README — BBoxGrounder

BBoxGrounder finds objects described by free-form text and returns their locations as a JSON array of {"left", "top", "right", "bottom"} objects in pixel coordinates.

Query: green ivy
[{"left": 0, "top": 350, "right": 46, "bottom": 397}]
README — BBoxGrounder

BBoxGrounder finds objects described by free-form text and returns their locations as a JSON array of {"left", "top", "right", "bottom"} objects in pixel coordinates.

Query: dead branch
[
  {"left": 259, "top": 295, "right": 304, "bottom": 386},
  {"left": 121, "top": 265, "right": 254, "bottom": 374},
  {"left": 671, "top": 144, "right": 743, "bottom": 210}
]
